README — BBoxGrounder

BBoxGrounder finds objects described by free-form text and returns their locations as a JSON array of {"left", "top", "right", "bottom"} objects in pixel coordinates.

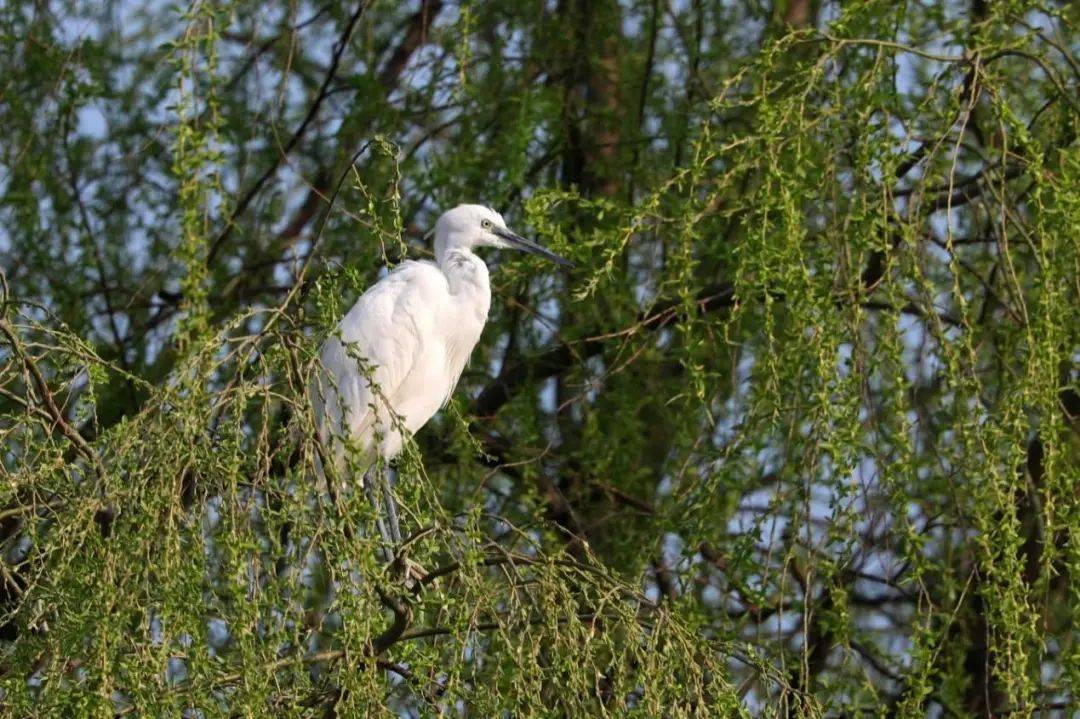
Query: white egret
[{"left": 311, "top": 204, "right": 572, "bottom": 553}]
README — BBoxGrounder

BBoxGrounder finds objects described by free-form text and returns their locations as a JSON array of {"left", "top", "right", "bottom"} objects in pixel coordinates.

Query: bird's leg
[
  {"left": 379, "top": 463, "right": 402, "bottom": 545},
  {"left": 365, "top": 464, "right": 425, "bottom": 584},
  {"left": 381, "top": 465, "right": 428, "bottom": 585},
  {"left": 363, "top": 471, "right": 396, "bottom": 564}
]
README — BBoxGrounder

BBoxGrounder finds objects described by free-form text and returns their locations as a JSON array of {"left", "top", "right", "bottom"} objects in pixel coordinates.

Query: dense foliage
[{"left": 1, "top": 0, "right": 1077, "bottom": 715}]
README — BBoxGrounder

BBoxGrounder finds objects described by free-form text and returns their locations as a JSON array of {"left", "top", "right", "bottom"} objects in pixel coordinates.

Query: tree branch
[{"left": 207, "top": 0, "right": 371, "bottom": 264}]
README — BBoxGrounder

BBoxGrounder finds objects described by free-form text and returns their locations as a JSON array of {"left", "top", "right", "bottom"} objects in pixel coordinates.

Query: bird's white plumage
[
  {"left": 310, "top": 203, "right": 571, "bottom": 549},
  {"left": 315, "top": 204, "right": 559, "bottom": 480},
  {"left": 310, "top": 200, "right": 571, "bottom": 545},
  {"left": 313, "top": 255, "right": 489, "bottom": 468}
]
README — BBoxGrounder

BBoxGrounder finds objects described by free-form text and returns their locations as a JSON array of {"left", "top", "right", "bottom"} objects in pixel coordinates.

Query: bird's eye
[{"left": 481, "top": 219, "right": 492, "bottom": 229}]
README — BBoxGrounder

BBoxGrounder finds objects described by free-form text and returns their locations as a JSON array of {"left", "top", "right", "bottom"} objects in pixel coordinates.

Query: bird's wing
[{"left": 313, "top": 261, "right": 446, "bottom": 451}]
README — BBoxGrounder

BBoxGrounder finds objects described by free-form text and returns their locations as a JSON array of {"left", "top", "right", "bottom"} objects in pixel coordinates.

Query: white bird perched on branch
[{"left": 311, "top": 204, "right": 573, "bottom": 553}]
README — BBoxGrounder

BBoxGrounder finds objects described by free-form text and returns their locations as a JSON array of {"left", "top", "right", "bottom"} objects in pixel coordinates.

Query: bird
[{"left": 310, "top": 204, "right": 573, "bottom": 555}]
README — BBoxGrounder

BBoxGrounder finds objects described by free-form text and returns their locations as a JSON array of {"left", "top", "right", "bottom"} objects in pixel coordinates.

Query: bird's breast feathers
[
  {"left": 315, "top": 252, "right": 494, "bottom": 461},
  {"left": 356, "top": 258, "right": 487, "bottom": 398}
]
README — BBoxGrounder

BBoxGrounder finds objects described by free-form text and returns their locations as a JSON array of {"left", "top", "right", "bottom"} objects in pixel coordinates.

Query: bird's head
[{"left": 432, "top": 204, "right": 573, "bottom": 268}]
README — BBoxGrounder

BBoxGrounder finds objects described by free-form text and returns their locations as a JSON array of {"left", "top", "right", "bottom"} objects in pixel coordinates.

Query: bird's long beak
[{"left": 493, "top": 227, "right": 574, "bottom": 268}]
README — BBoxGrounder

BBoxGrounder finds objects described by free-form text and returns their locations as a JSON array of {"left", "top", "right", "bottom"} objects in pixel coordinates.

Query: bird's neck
[
  {"left": 434, "top": 230, "right": 471, "bottom": 267},
  {"left": 439, "top": 248, "right": 491, "bottom": 316}
]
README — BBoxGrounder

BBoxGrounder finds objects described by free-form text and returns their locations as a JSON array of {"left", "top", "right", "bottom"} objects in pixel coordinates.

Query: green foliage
[{"left": 1, "top": 0, "right": 1077, "bottom": 715}]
